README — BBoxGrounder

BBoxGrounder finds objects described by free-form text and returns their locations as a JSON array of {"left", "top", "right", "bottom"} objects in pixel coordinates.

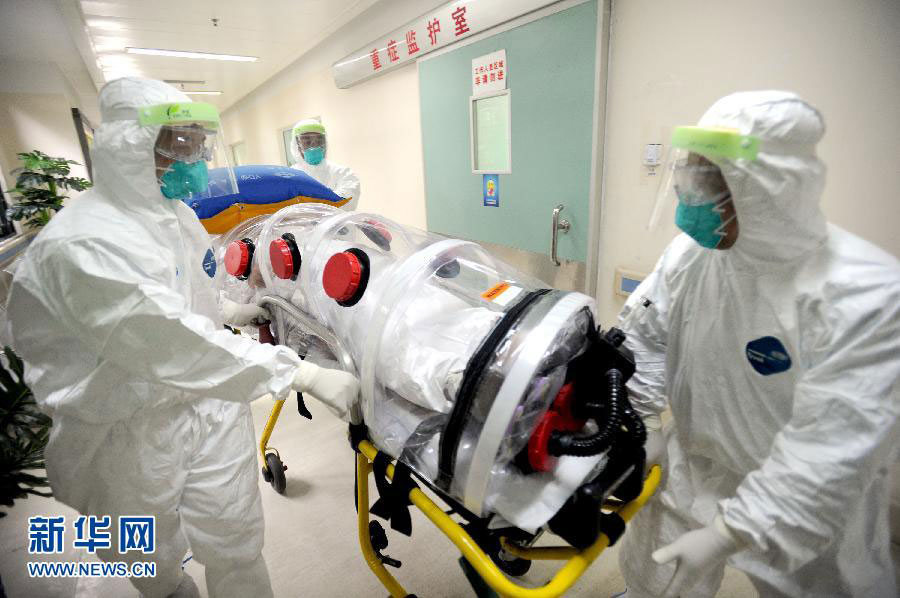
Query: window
[
  {"left": 281, "top": 127, "right": 294, "bottom": 166},
  {"left": 230, "top": 142, "right": 247, "bottom": 167},
  {"left": 0, "top": 171, "right": 15, "bottom": 239},
  {"left": 470, "top": 90, "right": 511, "bottom": 174}
]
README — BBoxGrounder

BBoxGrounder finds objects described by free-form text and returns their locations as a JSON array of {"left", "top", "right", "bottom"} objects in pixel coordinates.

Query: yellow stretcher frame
[
  {"left": 354, "top": 439, "right": 662, "bottom": 598},
  {"left": 259, "top": 398, "right": 285, "bottom": 475},
  {"left": 258, "top": 397, "right": 660, "bottom": 596}
]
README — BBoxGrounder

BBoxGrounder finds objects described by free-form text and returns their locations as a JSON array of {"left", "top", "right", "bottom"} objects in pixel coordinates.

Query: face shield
[
  {"left": 649, "top": 126, "right": 759, "bottom": 249},
  {"left": 292, "top": 122, "right": 327, "bottom": 166},
  {"left": 138, "top": 102, "right": 238, "bottom": 201}
]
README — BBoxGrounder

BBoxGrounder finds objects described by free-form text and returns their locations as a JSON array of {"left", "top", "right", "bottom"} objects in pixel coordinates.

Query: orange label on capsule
[{"left": 481, "top": 282, "right": 511, "bottom": 301}]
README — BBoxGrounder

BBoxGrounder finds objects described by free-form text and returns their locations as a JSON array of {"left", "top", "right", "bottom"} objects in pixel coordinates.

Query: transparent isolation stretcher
[{"left": 214, "top": 204, "right": 660, "bottom": 597}]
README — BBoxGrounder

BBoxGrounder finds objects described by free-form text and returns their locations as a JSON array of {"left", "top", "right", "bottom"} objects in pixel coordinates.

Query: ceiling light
[
  {"left": 164, "top": 79, "right": 207, "bottom": 85},
  {"left": 92, "top": 37, "right": 129, "bottom": 53},
  {"left": 126, "top": 47, "right": 258, "bottom": 62},
  {"left": 183, "top": 91, "right": 223, "bottom": 96},
  {"left": 86, "top": 19, "right": 126, "bottom": 31}
]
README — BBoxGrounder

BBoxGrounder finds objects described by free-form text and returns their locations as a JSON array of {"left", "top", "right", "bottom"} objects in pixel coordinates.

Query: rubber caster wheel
[
  {"left": 265, "top": 453, "right": 287, "bottom": 494},
  {"left": 491, "top": 551, "right": 531, "bottom": 577}
]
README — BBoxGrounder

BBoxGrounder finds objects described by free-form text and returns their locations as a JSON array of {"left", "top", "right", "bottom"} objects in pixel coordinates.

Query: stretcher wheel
[
  {"left": 492, "top": 553, "right": 531, "bottom": 577},
  {"left": 264, "top": 452, "right": 287, "bottom": 494},
  {"left": 499, "top": 557, "right": 531, "bottom": 576}
]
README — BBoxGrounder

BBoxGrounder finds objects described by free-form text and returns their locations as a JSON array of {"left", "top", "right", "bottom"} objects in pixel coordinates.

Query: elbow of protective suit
[{"left": 292, "top": 361, "right": 359, "bottom": 421}]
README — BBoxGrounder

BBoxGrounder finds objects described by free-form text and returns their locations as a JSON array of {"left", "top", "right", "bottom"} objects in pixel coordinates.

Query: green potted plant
[
  {"left": 6, "top": 150, "right": 91, "bottom": 229},
  {"left": 0, "top": 346, "right": 51, "bottom": 518},
  {"left": 0, "top": 347, "right": 52, "bottom": 517},
  {"left": 0, "top": 346, "right": 49, "bottom": 598}
]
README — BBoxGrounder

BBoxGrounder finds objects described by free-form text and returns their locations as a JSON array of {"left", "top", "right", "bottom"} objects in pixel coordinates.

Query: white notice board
[{"left": 472, "top": 49, "right": 507, "bottom": 96}]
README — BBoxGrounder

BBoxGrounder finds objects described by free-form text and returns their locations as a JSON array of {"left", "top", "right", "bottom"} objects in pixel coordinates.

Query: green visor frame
[
  {"left": 138, "top": 102, "right": 220, "bottom": 130},
  {"left": 671, "top": 126, "right": 759, "bottom": 161},
  {"left": 292, "top": 122, "right": 326, "bottom": 137}
]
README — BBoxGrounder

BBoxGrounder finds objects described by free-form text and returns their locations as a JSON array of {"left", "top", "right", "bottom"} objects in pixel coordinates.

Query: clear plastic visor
[
  {"left": 296, "top": 132, "right": 326, "bottom": 150},
  {"left": 295, "top": 132, "right": 326, "bottom": 160},
  {"left": 154, "top": 122, "right": 238, "bottom": 200},
  {"left": 155, "top": 124, "right": 215, "bottom": 162},
  {"left": 648, "top": 147, "right": 733, "bottom": 230}
]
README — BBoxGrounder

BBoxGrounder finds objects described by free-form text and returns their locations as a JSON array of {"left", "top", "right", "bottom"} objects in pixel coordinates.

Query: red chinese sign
[
  {"left": 406, "top": 30, "right": 419, "bottom": 55},
  {"left": 472, "top": 50, "right": 507, "bottom": 95},
  {"left": 387, "top": 39, "right": 399, "bottom": 62},
  {"left": 334, "top": 0, "right": 556, "bottom": 88},
  {"left": 427, "top": 18, "right": 441, "bottom": 46},
  {"left": 451, "top": 6, "right": 470, "bottom": 36}
]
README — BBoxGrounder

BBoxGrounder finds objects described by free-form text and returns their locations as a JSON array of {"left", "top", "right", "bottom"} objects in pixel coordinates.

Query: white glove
[
  {"left": 651, "top": 515, "right": 742, "bottom": 598},
  {"left": 642, "top": 413, "right": 666, "bottom": 475},
  {"left": 221, "top": 298, "right": 270, "bottom": 327},
  {"left": 292, "top": 361, "right": 359, "bottom": 421}
]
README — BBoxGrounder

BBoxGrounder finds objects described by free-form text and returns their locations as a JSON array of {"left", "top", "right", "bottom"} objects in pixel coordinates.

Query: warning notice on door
[{"left": 472, "top": 49, "right": 507, "bottom": 96}]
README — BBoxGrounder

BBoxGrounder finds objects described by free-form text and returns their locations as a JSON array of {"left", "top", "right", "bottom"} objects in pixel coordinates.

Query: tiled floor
[{"left": 0, "top": 395, "right": 762, "bottom": 597}]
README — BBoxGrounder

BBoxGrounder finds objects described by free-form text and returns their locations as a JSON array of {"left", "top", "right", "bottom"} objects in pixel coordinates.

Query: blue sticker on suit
[
  {"left": 745, "top": 336, "right": 792, "bottom": 375},
  {"left": 202, "top": 248, "right": 216, "bottom": 278}
]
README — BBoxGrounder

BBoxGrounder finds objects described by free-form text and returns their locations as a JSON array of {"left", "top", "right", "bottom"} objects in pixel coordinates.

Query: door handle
[{"left": 551, "top": 204, "right": 570, "bottom": 266}]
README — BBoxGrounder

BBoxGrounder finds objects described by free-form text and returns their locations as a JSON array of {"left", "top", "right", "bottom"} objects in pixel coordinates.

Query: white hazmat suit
[
  {"left": 289, "top": 119, "right": 361, "bottom": 210},
  {"left": 618, "top": 91, "right": 899, "bottom": 597},
  {"left": 6, "top": 77, "right": 357, "bottom": 597}
]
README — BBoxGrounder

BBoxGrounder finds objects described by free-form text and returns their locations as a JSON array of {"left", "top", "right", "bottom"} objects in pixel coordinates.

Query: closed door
[{"left": 419, "top": 0, "right": 599, "bottom": 291}]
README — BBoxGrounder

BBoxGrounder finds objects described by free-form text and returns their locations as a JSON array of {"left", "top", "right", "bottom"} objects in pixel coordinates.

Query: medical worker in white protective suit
[
  {"left": 5, "top": 77, "right": 358, "bottom": 598},
  {"left": 290, "top": 118, "right": 361, "bottom": 210},
  {"left": 616, "top": 91, "right": 899, "bottom": 598}
]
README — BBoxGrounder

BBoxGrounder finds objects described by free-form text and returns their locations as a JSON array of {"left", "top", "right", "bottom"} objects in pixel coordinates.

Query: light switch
[{"left": 614, "top": 268, "right": 647, "bottom": 297}]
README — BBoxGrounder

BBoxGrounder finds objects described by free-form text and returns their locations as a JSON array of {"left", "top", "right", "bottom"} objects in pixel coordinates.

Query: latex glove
[
  {"left": 642, "top": 413, "right": 666, "bottom": 475},
  {"left": 292, "top": 361, "right": 359, "bottom": 421},
  {"left": 652, "top": 515, "right": 742, "bottom": 598},
  {"left": 221, "top": 298, "right": 270, "bottom": 327}
]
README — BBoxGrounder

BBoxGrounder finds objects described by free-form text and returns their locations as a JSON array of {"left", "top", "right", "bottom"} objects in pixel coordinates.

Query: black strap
[
  {"left": 437, "top": 289, "right": 551, "bottom": 490},
  {"left": 296, "top": 392, "right": 312, "bottom": 420},
  {"left": 369, "top": 453, "right": 415, "bottom": 536},
  {"left": 348, "top": 423, "right": 368, "bottom": 453},
  {"left": 599, "top": 512, "right": 626, "bottom": 546}
]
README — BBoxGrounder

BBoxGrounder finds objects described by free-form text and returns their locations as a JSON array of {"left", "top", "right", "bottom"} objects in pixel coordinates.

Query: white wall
[
  {"left": 221, "top": 0, "right": 445, "bottom": 230},
  {"left": 596, "top": 0, "right": 900, "bottom": 327},
  {"left": 221, "top": 62, "right": 426, "bottom": 228},
  {"left": 0, "top": 59, "right": 95, "bottom": 185},
  {"left": 0, "top": 61, "right": 94, "bottom": 231},
  {"left": 0, "top": 95, "right": 88, "bottom": 177}
]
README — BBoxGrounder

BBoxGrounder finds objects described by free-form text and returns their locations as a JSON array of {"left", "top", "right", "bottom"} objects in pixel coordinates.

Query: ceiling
[
  {"left": 0, "top": 1, "right": 97, "bottom": 99},
  {"left": 78, "top": 0, "right": 376, "bottom": 110},
  {"left": 0, "top": 0, "right": 380, "bottom": 113}
]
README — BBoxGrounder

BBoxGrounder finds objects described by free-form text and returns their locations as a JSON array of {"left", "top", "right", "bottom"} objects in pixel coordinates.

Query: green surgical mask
[
  {"left": 159, "top": 160, "right": 209, "bottom": 200},
  {"left": 674, "top": 190, "right": 734, "bottom": 249},
  {"left": 303, "top": 147, "right": 325, "bottom": 166}
]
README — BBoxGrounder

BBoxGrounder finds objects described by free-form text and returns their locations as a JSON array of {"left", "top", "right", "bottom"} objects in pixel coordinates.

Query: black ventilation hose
[{"left": 549, "top": 368, "right": 624, "bottom": 457}]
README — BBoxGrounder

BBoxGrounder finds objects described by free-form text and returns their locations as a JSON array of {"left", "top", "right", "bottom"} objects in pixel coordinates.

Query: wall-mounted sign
[
  {"left": 472, "top": 49, "right": 507, "bottom": 96},
  {"left": 332, "top": 0, "right": 559, "bottom": 89},
  {"left": 483, "top": 174, "right": 499, "bottom": 206}
]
